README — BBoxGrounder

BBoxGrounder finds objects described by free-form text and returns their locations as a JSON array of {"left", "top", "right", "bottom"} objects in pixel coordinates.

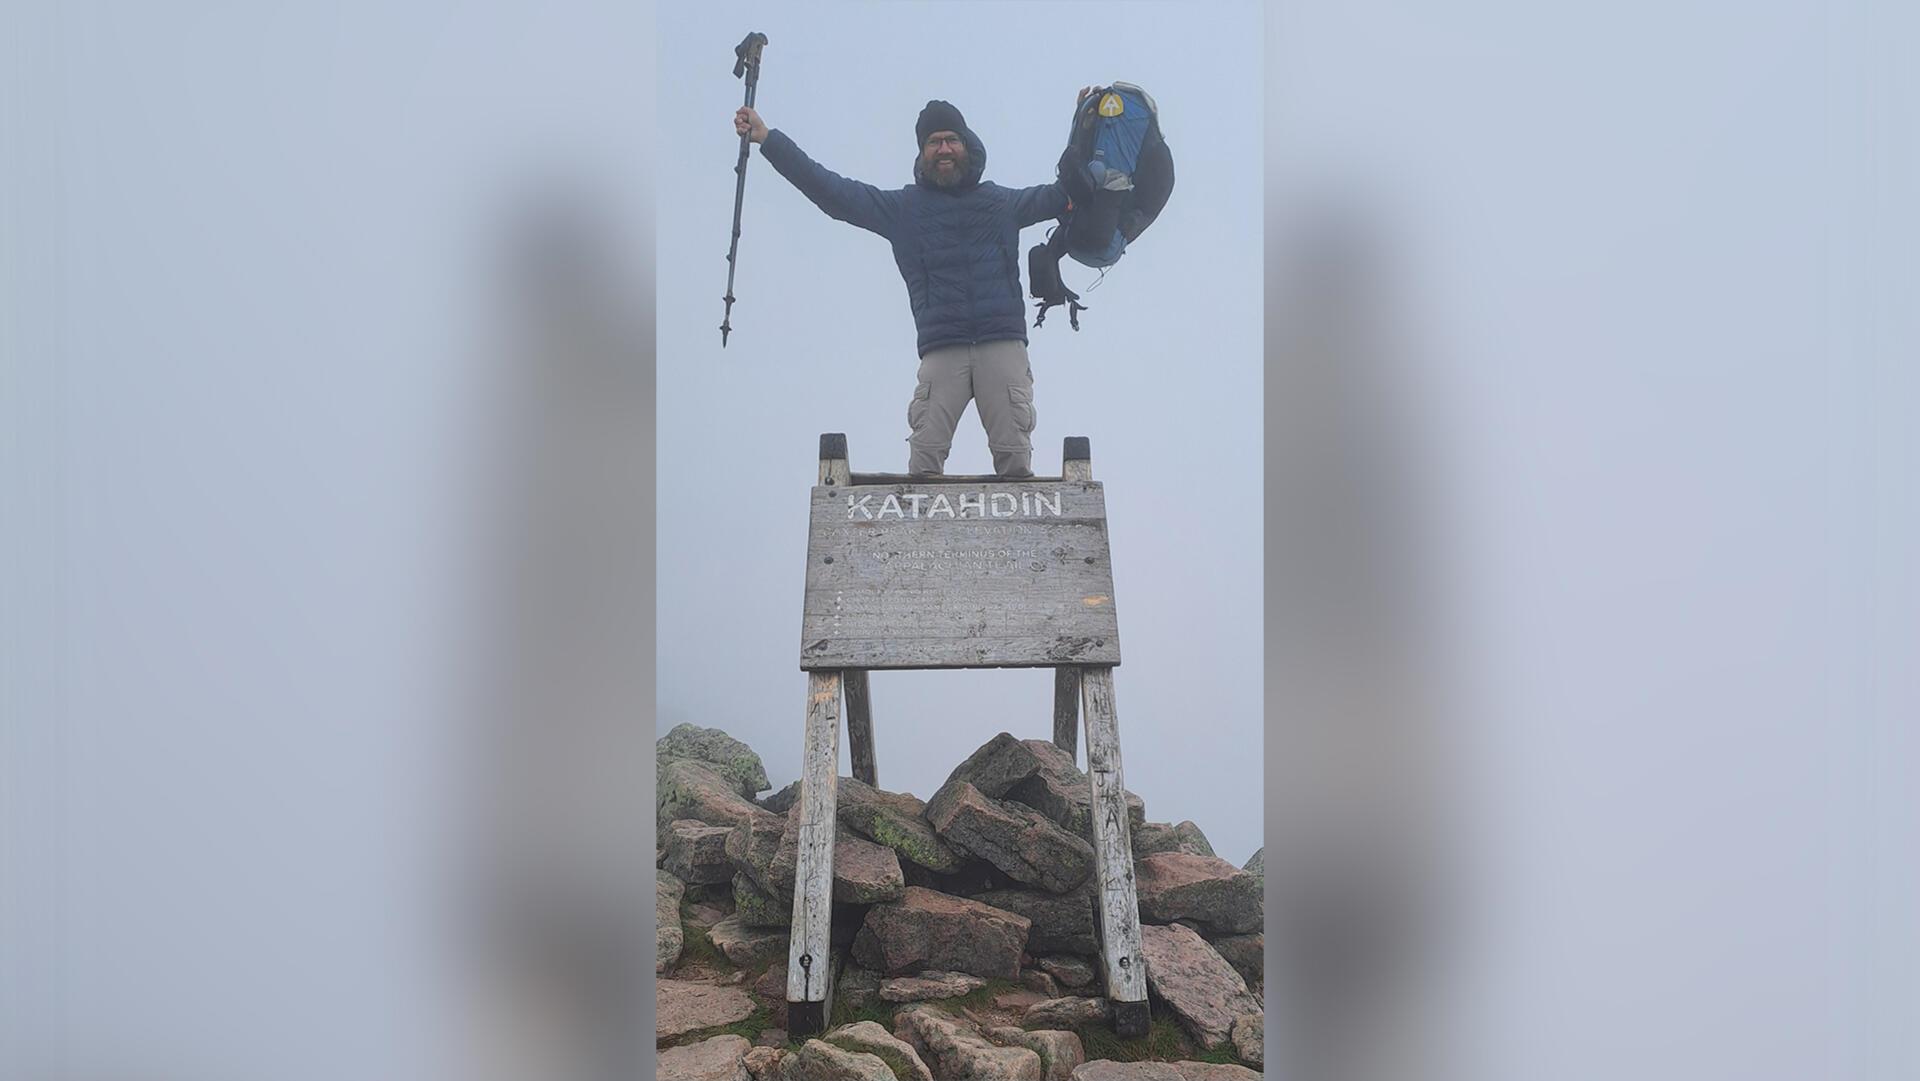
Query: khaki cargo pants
[{"left": 905, "top": 339, "right": 1037, "bottom": 477}]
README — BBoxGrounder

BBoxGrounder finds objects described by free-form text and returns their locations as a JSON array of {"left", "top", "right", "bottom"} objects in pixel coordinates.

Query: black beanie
[{"left": 915, "top": 100, "right": 968, "bottom": 146}]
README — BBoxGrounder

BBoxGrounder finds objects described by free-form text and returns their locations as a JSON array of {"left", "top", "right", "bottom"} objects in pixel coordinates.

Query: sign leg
[
  {"left": 845, "top": 669, "right": 876, "bottom": 787},
  {"left": 1081, "top": 665, "right": 1150, "bottom": 1037},
  {"left": 1053, "top": 667, "right": 1081, "bottom": 762},
  {"left": 787, "top": 669, "right": 842, "bottom": 1037},
  {"left": 1056, "top": 438, "right": 1095, "bottom": 765}
]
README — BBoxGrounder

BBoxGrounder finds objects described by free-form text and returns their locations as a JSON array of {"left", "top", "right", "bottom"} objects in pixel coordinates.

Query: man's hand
[
  {"left": 1078, "top": 86, "right": 1094, "bottom": 106},
  {"left": 734, "top": 106, "right": 769, "bottom": 144}
]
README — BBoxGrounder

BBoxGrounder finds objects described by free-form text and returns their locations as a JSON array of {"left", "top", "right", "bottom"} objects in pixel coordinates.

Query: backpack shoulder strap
[{"left": 1028, "top": 225, "right": 1088, "bottom": 330}]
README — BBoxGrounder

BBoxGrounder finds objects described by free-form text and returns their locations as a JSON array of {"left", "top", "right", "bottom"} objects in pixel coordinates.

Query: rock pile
[{"left": 655, "top": 723, "right": 1266, "bottom": 1079}]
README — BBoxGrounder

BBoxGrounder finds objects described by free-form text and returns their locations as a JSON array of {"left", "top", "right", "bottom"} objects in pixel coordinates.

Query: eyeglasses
[{"left": 923, "top": 135, "right": 966, "bottom": 150}]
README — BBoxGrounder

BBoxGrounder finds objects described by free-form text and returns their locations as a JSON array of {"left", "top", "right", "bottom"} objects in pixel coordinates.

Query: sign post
[{"left": 785, "top": 434, "right": 1150, "bottom": 1039}]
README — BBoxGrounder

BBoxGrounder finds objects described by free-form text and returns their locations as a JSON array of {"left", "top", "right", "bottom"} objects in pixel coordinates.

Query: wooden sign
[{"left": 799, "top": 479, "right": 1122, "bottom": 670}]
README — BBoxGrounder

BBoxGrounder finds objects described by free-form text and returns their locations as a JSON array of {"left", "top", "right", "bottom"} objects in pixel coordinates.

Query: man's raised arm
[
  {"left": 1011, "top": 181, "right": 1069, "bottom": 228},
  {"left": 735, "top": 106, "right": 902, "bottom": 239},
  {"left": 1007, "top": 87, "right": 1093, "bottom": 228}
]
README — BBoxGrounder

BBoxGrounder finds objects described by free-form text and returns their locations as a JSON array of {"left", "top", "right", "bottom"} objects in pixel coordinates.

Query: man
[{"left": 734, "top": 97, "right": 1075, "bottom": 477}]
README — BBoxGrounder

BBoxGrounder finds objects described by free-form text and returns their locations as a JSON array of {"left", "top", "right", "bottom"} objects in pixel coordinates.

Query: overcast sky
[{"left": 655, "top": 3, "right": 1267, "bottom": 865}]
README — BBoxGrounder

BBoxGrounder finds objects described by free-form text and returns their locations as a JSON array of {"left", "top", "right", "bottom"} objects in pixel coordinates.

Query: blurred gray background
[{"left": 3, "top": 2, "right": 1915, "bottom": 1080}]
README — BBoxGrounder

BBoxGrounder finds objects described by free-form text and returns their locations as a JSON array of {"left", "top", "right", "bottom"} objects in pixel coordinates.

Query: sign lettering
[{"left": 849, "top": 489, "right": 1065, "bottom": 521}]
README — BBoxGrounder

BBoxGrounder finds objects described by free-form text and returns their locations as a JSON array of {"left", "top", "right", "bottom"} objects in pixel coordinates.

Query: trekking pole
[{"left": 720, "top": 31, "right": 768, "bottom": 347}]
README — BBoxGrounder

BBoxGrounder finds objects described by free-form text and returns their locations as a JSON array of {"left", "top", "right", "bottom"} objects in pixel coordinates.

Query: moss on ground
[
  {"left": 1068, "top": 1013, "right": 1252, "bottom": 1067},
  {"left": 947, "top": 977, "right": 1021, "bottom": 1013},
  {"left": 1075, "top": 1016, "right": 1195, "bottom": 1063},
  {"left": 859, "top": 816, "right": 952, "bottom": 872},
  {"left": 669, "top": 918, "right": 736, "bottom": 976},
  {"left": 821, "top": 1030, "right": 922, "bottom": 1081},
  {"left": 657, "top": 1003, "right": 772, "bottom": 1050},
  {"left": 730, "top": 875, "right": 786, "bottom": 926},
  {"left": 827, "top": 994, "right": 897, "bottom": 1032},
  {"left": 1189, "top": 1040, "right": 1245, "bottom": 1065}
]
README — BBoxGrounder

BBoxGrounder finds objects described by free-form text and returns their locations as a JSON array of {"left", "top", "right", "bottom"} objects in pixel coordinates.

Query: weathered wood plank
[
  {"left": 1062, "top": 437, "right": 1093, "bottom": 483},
  {"left": 844, "top": 669, "right": 876, "bottom": 786},
  {"left": 819, "top": 433, "right": 851, "bottom": 487},
  {"left": 1080, "top": 666, "right": 1149, "bottom": 1036},
  {"left": 1052, "top": 667, "right": 1081, "bottom": 760},
  {"left": 790, "top": 954, "right": 838, "bottom": 1042},
  {"left": 1054, "top": 440, "right": 1093, "bottom": 757},
  {"left": 800, "top": 636, "right": 1116, "bottom": 671},
  {"left": 800, "top": 481, "right": 1121, "bottom": 670},
  {"left": 787, "top": 670, "right": 842, "bottom": 1029}
]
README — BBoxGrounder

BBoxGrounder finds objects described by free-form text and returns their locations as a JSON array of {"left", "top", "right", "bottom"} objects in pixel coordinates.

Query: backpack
[{"left": 1028, "top": 83, "right": 1175, "bottom": 330}]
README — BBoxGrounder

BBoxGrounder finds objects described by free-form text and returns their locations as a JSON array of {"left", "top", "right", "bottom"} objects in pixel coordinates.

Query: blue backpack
[{"left": 1029, "top": 83, "right": 1175, "bottom": 329}]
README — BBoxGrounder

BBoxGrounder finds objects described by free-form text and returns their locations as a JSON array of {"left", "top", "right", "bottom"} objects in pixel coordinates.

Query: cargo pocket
[
  {"left": 907, "top": 381, "right": 933, "bottom": 434},
  {"left": 1009, "top": 384, "right": 1036, "bottom": 434}
]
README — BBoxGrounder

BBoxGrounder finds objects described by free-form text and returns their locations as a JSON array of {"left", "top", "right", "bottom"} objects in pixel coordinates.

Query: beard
[{"left": 916, "top": 147, "right": 970, "bottom": 188}]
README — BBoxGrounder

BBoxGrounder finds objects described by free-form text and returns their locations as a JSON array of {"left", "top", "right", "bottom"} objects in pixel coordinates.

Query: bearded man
[{"left": 733, "top": 98, "right": 1072, "bottom": 477}]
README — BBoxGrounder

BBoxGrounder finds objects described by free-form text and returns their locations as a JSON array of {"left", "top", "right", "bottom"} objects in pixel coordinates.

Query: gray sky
[{"left": 655, "top": 3, "right": 1267, "bottom": 866}]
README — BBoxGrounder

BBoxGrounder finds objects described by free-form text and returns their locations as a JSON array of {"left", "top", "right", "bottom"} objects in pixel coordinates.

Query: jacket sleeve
[
  {"left": 759, "top": 130, "right": 903, "bottom": 239},
  {"left": 1010, "top": 181, "right": 1070, "bottom": 228}
]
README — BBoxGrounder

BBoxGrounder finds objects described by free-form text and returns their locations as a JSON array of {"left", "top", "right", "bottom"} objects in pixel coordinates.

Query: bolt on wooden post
[{"left": 785, "top": 434, "right": 1149, "bottom": 1038}]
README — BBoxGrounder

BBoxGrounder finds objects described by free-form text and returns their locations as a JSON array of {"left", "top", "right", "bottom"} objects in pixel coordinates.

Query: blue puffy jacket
[{"left": 760, "top": 124, "right": 1067, "bottom": 357}]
